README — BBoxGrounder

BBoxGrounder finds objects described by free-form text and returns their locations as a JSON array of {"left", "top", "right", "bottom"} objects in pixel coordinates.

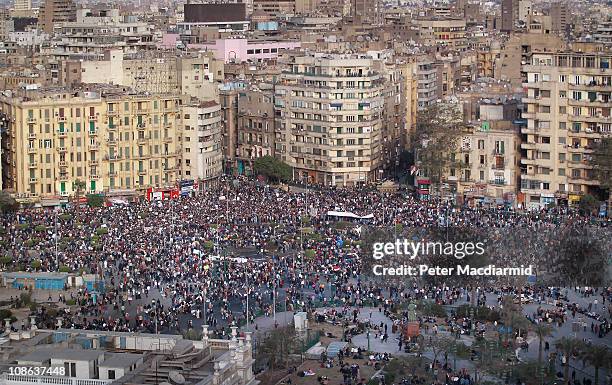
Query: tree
[
  {"left": 0, "top": 191, "right": 18, "bottom": 213},
  {"left": 578, "top": 193, "right": 600, "bottom": 216},
  {"left": 580, "top": 344, "right": 611, "bottom": 385},
  {"left": 87, "top": 194, "right": 104, "bottom": 207},
  {"left": 552, "top": 222, "right": 607, "bottom": 287},
  {"left": 253, "top": 156, "right": 292, "bottom": 183},
  {"left": 532, "top": 323, "right": 554, "bottom": 368},
  {"left": 257, "top": 326, "right": 299, "bottom": 370},
  {"left": 426, "top": 335, "right": 455, "bottom": 382},
  {"left": 591, "top": 136, "right": 612, "bottom": 200},
  {"left": 73, "top": 179, "right": 86, "bottom": 212},
  {"left": 555, "top": 337, "right": 583, "bottom": 385},
  {"left": 413, "top": 104, "right": 467, "bottom": 194}
]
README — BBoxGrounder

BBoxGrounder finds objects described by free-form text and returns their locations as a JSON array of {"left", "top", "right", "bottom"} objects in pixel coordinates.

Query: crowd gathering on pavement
[{"left": 0, "top": 176, "right": 611, "bottom": 384}]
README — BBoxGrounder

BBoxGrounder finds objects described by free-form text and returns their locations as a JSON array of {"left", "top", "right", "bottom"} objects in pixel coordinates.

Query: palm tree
[
  {"left": 580, "top": 344, "right": 611, "bottom": 385},
  {"left": 555, "top": 337, "right": 583, "bottom": 385},
  {"left": 533, "top": 323, "right": 554, "bottom": 368}
]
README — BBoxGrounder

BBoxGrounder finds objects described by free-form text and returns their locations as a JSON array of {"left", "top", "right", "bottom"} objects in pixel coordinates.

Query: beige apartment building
[
  {"left": 236, "top": 88, "right": 276, "bottom": 175},
  {"left": 397, "top": 59, "right": 418, "bottom": 150},
  {"left": 180, "top": 100, "right": 224, "bottom": 187},
  {"left": 448, "top": 122, "right": 521, "bottom": 204},
  {"left": 38, "top": 0, "right": 76, "bottom": 34},
  {"left": 0, "top": 89, "right": 182, "bottom": 201},
  {"left": 275, "top": 53, "right": 402, "bottom": 186},
  {"left": 521, "top": 51, "right": 612, "bottom": 208},
  {"left": 415, "top": 18, "right": 467, "bottom": 51},
  {"left": 77, "top": 50, "right": 224, "bottom": 101}
]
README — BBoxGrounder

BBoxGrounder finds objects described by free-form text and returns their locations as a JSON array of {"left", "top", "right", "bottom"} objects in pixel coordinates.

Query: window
[
  {"left": 478, "top": 140, "right": 484, "bottom": 149},
  {"left": 108, "top": 370, "right": 115, "bottom": 380},
  {"left": 494, "top": 141, "right": 505, "bottom": 154},
  {"left": 559, "top": 168, "right": 565, "bottom": 176}
]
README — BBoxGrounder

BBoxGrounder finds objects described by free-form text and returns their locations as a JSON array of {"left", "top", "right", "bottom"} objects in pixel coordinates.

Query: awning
[{"left": 326, "top": 210, "right": 374, "bottom": 219}]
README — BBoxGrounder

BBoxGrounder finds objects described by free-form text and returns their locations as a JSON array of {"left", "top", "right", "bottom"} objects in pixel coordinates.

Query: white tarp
[{"left": 326, "top": 210, "right": 374, "bottom": 219}]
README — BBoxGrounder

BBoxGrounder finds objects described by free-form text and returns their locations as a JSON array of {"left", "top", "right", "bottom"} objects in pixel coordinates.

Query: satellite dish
[{"left": 168, "top": 371, "right": 185, "bottom": 385}]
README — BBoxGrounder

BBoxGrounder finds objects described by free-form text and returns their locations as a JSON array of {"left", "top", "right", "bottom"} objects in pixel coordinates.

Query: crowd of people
[{"left": 0, "top": 177, "right": 610, "bottom": 338}]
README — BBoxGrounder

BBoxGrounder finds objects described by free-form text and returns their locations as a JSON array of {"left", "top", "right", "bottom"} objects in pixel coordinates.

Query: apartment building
[
  {"left": 275, "top": 53, "right": 402, "bottom": 186},
  {"left": 236, "top": 88, "right": 276, "bottom": 175},
  {"left": 49, "top": 12, "right": 154, "bottom": 59},
  {"left": 181, "top": 100, "right": 224, "bottom": 187},
  {"left": 417, "top": 58, "right": 438, "bottom": 110},
  {"left": 252, "top": 0, "right": 296, "bottom": 17},
  {"left": 12, "top": 0, "right": 32, "bottom": 17},
  {"left": 521, "top": 51, "right": 612, "bottom": 208},
  {"left": 219, "top": 82, "right": 244, "bottom": 175},
  {"left": 449, "top": 121, "right": 521, "bottom": 205},
  {"left": 415, "top": 18, "right": 467, "bottom": 51},
  {"left": 77, "top": 50, "right": 223, "bottom": 101},
  {"left": 0, "top": 11, "right": 14, "bottom": 41},
  {"left": 397, "top": 59, "right": 418, "bottom": 150},
  {"left": 38, "top": 0, "right": 76, "bottom": 34},
  {"left": 0, "top": 89, "right": 182, "bottom": 201}
]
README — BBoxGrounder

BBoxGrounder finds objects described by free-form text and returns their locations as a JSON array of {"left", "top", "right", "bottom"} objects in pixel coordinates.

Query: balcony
[
  {"left": 58, "top": 116, "right": 66, "bottom": 122},
  {"left": 489, "top": 179, "right": 507, "bottom": 185},
  {"left": 28, "top": 147, "right": 36, "bottom": 153},
  {"left": 88, "top": 115, "right": 97, "bottom": 121},
  {"left": 91, "top": 175, "right": 100, "bottom": 180},
  {"left": 108, "top": 139, "right": 117, "bottom": 145},
  {"left": 26, "top": 117, "right": 36, "bottom": 123},
  {"left": 58, "top": 131, "right": 67, "bottom": 137},
  {"left": 89, "top": 160, "right": 99, "bottom": 166},
  {"left": 59, "top": 175, "right": 69, "bottom": 181},
  {"left": 28, "top": 177, "right": 37, "bottom": 183},
  {"left": 89, "top": 144, "right": 99, "bottom": 150},
  {"left": 109, "top": 171, "right": 118, "bottom": 177},
  {"left": 59, "top": 161, "right": 67, "bottom": 167},
  {"left": 28, "top": 133, "right": 36, "bottom": 139},
  {"left": 163, "top": 136, "right": 173, "bottom": 142},
  {"left": 107, "top": 109, "right": 119, "bottom": 116},
  {"left": 138, "top": 169, "right": 147, "bottom": 175},
  {"left": 58, "top": 147, "right": 66, "bottom": 152},
  {"left": 28, "top": 162, "right": 38, "bottom": 168}
]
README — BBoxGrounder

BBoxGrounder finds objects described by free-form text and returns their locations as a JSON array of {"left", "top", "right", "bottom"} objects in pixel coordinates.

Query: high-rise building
[
  {"left": 275, "top": 53, "right": 403, "bottom": 186},
  {"left": 415, "top": 18, "right": 468, "bottom": 51},
  {"left": 38, "top": 0, "right": 77, "bottom": 34},
  {"left": 0, "top": 89, "right": 183, "bottom": 201},
  {"left": 521, "top": 51, "right": 612, "bottom": 208},
  {"left": 417, "top": 58, "right": 438, "bottom": 110},
  {"left": 550, "top": 2, "right": 568, "bottom": 35},
  {"left": 12, "top": 0, "right": 32, "bottom": 17},
  {"left": 252, "top": 0, "right": 296, "bottom": 17},
  {"left": 501, "top": 0, "right": 531, "bottom": 31},
  {"left": 236, "top": 88, "right": 275, "bottom": 175},
  {"left": 181, "top": 101, "right": 224, "bottom": 187},
  {"left": 501, "top": 0, "right": 516, "bottom": 32}
]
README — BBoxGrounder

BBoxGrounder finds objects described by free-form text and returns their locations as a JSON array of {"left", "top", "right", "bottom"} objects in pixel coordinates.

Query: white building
[{"left": 182, "top": 100, "right": 224, "bottom": 187}]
